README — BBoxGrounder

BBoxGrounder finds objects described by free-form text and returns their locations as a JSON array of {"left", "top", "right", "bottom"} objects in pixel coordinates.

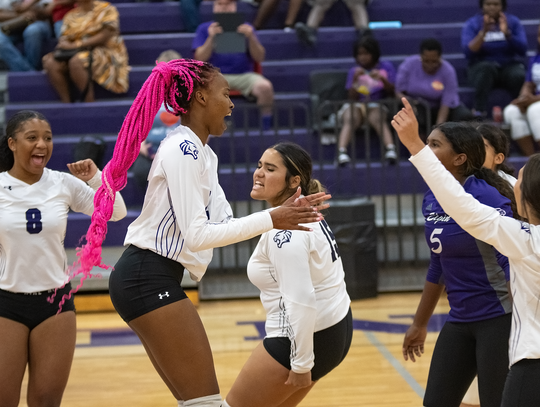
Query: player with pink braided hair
[{"left": 78, "top": 59, "right": 331, "bottom": 407}]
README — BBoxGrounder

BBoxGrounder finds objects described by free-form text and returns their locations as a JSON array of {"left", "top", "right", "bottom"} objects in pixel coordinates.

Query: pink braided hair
[{"left": 49, "top": 59, "right": 213, "bottom": 310}]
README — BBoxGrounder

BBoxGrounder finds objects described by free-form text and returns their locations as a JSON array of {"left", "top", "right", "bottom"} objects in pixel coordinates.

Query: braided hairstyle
[
  {"left": 51, "top": 59, "right": 220, "bottom": 310},
  {"left": 476, "top": 123, "right": 515, "bottom": 176},
  {"left": 271, "top": 142, "right": 324, "bottom": 205},
  {"left": 434, "top": 122, "right": 519, "bottom": 219},
  {"left": 0, "top": 110, "right": 50, "bottom": 172}
]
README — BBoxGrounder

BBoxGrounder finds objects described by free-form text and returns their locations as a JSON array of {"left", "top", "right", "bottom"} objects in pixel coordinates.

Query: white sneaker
[
  {"left": 338, "top": 151, "right": 351, "bottom": 165},
  {"left": 385, "top": 147, "right": 397, "bottom": 164}
]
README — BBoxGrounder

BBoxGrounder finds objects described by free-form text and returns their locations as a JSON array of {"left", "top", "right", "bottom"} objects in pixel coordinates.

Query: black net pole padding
[{"left": 325, "top": 197, "right": 378, "bottom": 300}]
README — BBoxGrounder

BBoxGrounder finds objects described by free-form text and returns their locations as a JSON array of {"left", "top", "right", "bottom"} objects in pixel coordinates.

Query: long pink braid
[{"left": 49, "top": 58, "right": 208, "bottom": 311}]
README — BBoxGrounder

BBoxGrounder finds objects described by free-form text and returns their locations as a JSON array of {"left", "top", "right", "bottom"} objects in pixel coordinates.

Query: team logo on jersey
[
  {"left": 426, "top": 203, "right": 433, "bottom": 211},
  {"left": 521, "top": 223, "right": 531, "bottom": 234},
  {"left": 496, "top": 208, "right": 507, "bottom": 217},
  {"left": 3, "top": 186, "right": 12, "bottom": 190},
  {"left": 179, "top": 140, "right": 199, "bottom": 159},
  {"left": 273, "top": 230, "right": 292, "bottom": 248}
]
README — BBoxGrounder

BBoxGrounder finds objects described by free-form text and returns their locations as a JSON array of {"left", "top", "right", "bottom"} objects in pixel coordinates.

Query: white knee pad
[
  {"left": 222, "top": 400, "right": 232, "bottom": 407},
  {"left": 178, "top": 401, "right": 185, "bottom": 407},
  {"left": 184, "top": 394, "right": 222, "bottom": 407}
]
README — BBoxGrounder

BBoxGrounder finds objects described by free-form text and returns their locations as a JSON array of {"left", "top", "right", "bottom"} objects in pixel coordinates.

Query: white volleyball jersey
[
  {"left": 247, "top": 219, "right": 351, "bottom": 374},
  {"left": 498, "top": 170, "right": 517, "bottom": 187},
  {"left": 124, "top": 125, "right": 273, "bottom": 281},
  {"left": 410, "top": 146, "right": 540, "bottom": 367},
  {"left": 0, "top": 169, "right": 127, "bottom": 293}
]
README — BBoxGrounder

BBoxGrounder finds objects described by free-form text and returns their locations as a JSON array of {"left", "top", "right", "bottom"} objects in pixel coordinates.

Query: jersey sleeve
[
  {"left": 426, "top": 251, "right": 444, "bottom": 285},
  {"left": 410, "top": 147, "right": 534, "bottom": 259},
  {"left": 266, "top": 229, "right": 317, "bottom": 374},
  {"left": 160, "top": 142, "right": 273, "bottom": 252}
]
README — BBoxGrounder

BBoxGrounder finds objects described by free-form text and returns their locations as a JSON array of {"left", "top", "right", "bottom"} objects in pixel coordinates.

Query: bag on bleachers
[
  {"left": 309, "top": 70, "right": 348, "bottom": 134},
  {"left": 72, "top": 135, "right": 106, "bottom": 170}
]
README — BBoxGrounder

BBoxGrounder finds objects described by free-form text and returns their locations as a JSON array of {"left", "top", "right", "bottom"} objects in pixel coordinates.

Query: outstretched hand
[
  {"left": 270, "top": 187, "right": 330, "bottom": 231},
  {"left": 67, "top": 159, "right": 98, "bottom": 182},
  {"left": 391, "top": 97, "right": 426, "bottom": 156},
  {"left": 283, "top": 187, "right": 332, "bottom": 211}
]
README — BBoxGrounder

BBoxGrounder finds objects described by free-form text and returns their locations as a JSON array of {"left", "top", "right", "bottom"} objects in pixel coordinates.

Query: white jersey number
[{"left": 430, "top": 228, "right": 444, "bottom": 254}]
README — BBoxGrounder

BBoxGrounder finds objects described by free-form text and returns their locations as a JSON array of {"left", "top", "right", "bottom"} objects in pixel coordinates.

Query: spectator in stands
[
  {"left": 46, "top": 0, "right": 76, "bottom": 38},
  {"left": 396, "top": 38, "right": 473, "bottom": 139},
  {"left": 181, "top": 0, "right": 202, "bottom": 33},
  {"left": 0, "top": 0, "right": 54, "bottom": 71},
  {"left": 337, "top": 35, "right": 397, "bottom": 166},
  {"left": 252, "top": 0, "right": 303, "bottom": 31},
  {"left": 131, "top": 49, "right": 182, "bottom": 195},
  {"left": 462, "top": 0, "right": 527, "bottom": 118},
  {"left": 192, "top": 0, "right": 274, "bottom": 130},
  {"left": 503, "top": 24, "right": 540, "bottom": 157},
  {"left": 0, "top": 110, "right": 126, "bottom": 407},
  {"left": 295, "top": 0, "right": 370, "bottom": 47},
  {"left": 42, "top": 0, "right": 129, "bottom": 103}
]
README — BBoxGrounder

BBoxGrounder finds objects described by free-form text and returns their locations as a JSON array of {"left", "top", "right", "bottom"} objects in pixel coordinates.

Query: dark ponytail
[{"left": 435, "top": 122, "right": 520, "bottom": 219}]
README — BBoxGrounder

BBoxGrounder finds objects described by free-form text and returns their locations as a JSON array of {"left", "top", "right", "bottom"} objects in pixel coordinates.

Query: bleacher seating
[{"left": 5, "top": 0, "right": 538, "bottom": 213}]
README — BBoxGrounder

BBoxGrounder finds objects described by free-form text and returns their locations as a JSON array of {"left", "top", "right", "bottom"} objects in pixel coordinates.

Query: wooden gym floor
[{"left": 17, "top": 292, "right": 450, "bottom": 407}]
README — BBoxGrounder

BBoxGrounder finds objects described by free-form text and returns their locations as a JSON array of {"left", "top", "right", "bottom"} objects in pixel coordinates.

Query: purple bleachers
[{"left": 113, "top": 0, "right": 537, "bottom": 34}]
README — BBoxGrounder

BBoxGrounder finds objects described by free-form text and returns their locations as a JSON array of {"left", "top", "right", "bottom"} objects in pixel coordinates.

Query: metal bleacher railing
[{"left": 199, "top": 99, "right": 431, "bottom": 299}]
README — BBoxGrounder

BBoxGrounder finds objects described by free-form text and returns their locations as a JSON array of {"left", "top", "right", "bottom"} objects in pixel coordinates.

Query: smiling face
[
  {"left": 201, "top": 72, "right": 234, "bottom": 137},
  {"left": 7, "top": 118, "right": 53, "bottom": 184},
  {"left": 251, "top": 148, "right": 300, "bottom": 207}
]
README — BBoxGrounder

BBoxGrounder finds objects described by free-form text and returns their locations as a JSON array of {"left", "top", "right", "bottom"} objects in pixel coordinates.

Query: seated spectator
[
  {"left": 503, "top": 24, "right": 540, "bottom": 157},
  {"left": 46, "top": 0, "right": 76, "bottom": 38},
  {"left": 180, "top": 0, "right": 202, "bottom": 33},
  {"left": 131, "top": 49, "right": 182, "bottom": 194},
  {"left": 42, "top": 0, "right": 129, "bottom": 103},
  {"left": 337, "top": 35, "right": 396, "bottom": 165},
  {"left": 0, "top": 0, "right": 54, "bottom": 71},
  {"left": 295, "top": 0, "right": 369, "bottom": 47},
  {"left": 192, "top": 0, "right": 274, "bottom": 130},
  {"left": 252, "top": 0, "right": 303, "bottom": 31},
  {"left": 396, "top": 38, "right": 473, "bottom": 138},
  {"left": 461, "top": 0, "right": 527, "bottom": 118}
]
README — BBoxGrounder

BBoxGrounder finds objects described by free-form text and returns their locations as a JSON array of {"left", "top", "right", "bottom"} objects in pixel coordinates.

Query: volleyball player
[
  {"left": 394, "top": 97, "right": 540, "bottom": 407},
  {"left": 399, "top": 119, "right": 516, "bottom": 407},
  {"left": 74, "top": 59, "right": 330, "bottom": 407},
  {"left": 0, "top": 110, "right": 127, "bottom": 406},
  {"left": 223, "top": 142, "right": 352, "bottom": 407}
]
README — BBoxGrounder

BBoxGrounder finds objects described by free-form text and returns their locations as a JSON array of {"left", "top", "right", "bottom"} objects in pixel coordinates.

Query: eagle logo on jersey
[
  {"left": 179, "top": 140, "right": 199, "bottom": 159},
  {"left": 273, "top": 230, "right": 292, "bottom": 248}
]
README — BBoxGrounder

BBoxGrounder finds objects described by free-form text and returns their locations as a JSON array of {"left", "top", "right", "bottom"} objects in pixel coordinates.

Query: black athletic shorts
[
  {"left": 109, "top": 244, "right": 189, "bottom": 323},
  {"left": 0, "top": 283, "right": 75, "bottom": 330},
  {"left": 263, "top": 307, "right": 353, "bottom": 381}
]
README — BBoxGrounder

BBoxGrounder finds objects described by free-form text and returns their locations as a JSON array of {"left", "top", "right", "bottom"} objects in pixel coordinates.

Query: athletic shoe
[
  {"left": 295, "top": 22, "right": 317, "bottom": 47},
  {"left": 337, "top": 151, "right": 351, "bottom": 165},
  {"left": 385, "top": 146, "right": 397, "bottom": 164}
]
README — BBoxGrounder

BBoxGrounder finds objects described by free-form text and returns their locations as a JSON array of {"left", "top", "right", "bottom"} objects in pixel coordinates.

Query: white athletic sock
[
  {"left": 178, "top": 401, "right": 185, "bottom": 407},
  {"left": 184, "top": 394, "right": 222, "bottom": 407}
]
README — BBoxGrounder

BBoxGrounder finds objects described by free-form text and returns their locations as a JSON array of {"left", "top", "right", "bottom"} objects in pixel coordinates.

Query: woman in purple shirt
[
  {"left": 337, "top": 35, "right": 397, "bottom": 165},
  {"left": 396, "top": 38, "right": 473, "bottom": 139},
  {"left": 462, "top": 0, "right": 527, "bottom": 117}
]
